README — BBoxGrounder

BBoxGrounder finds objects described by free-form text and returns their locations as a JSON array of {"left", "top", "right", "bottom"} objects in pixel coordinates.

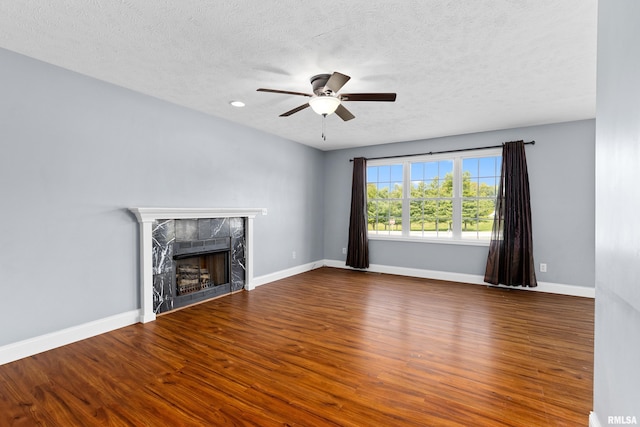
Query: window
[
  {"left": 367, "top": 164, "right": 403, "bottom": 235},
  {"left": 366, "top": 150, "right": 501, "bottom": 243}
]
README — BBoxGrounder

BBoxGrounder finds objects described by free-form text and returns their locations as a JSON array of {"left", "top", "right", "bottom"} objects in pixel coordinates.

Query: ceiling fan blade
[
  {"left": 324, "top": 72, "right": 351, "bottom": 93},
  {"left": 334, "top": 104, "right": 355, "bottom": 121},
  {"left": 340, "top": 93, "right": 397, "bottom": 102},
  {"left": 257, "top": 88, "right": 313, "bottom": 97},
  {"left": 280, "top": 103, "right": 310, "bottom": 117}
]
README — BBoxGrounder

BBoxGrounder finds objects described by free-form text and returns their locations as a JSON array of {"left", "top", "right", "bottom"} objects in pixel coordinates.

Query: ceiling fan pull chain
[{"left": 322, "top": 114, "right": 327, "bottom": 141}]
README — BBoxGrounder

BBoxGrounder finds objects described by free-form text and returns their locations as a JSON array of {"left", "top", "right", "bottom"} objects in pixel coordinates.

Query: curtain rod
[{"left": 349, "top": 140, "right": 535, "bottom": 162}]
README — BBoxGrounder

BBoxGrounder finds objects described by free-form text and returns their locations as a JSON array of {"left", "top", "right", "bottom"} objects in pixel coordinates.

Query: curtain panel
[
  {"left": 346, "top": 157, "right": 369, "bottom": 269},
  {"left": 484, "top": 141, "right": 537, "bottom": 287}
]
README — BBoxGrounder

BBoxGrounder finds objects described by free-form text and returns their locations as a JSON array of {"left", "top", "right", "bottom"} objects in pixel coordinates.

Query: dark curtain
[
  {"left": 484, "top": 141, "right": 537, "bottom": 287},
  {"left": 346, "top": 157, "right": 369, "bottom": 269}
]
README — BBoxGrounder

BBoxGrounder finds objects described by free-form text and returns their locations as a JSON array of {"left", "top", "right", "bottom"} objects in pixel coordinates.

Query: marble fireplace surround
[{"left": 130, "top": 207, "right": 265, "bottom": 323}]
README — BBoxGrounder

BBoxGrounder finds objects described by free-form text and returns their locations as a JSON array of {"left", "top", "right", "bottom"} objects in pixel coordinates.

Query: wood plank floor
[{"left": 0, "top": 267, "right": 594, "bottom": 426}]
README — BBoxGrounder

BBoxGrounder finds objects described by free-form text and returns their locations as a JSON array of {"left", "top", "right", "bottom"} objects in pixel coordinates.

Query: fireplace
[{"left": 130, "top": 207, "right": 264, "bottom": 323}]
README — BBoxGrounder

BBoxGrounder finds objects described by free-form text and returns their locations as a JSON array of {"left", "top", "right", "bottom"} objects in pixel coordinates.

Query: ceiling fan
[{"left": 257, "top": 71, "right": 396, "bottom": 121}]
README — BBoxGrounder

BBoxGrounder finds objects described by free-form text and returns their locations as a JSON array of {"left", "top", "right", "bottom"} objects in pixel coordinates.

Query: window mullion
[
  {"left": 402, "top": 160, "right": 410, "bottom": 237},
  {"left": 452, "top": 157, "right": 462, "bottom": 239}
]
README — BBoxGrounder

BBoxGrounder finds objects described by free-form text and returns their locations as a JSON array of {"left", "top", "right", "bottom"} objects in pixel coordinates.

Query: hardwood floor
[{"left": 0, "top": 267, "right": 594, "bottom": 426}]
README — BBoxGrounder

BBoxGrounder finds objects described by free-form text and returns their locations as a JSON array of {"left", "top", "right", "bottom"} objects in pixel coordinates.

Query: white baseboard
[
  {"left": 250, "top": 260, "right": 325, "bottom": 289},
  {"left": 0, "top": 310, "right": 140, "bottom": 366},
  {"left": 322, "top": 259, "right": 595, "bottom": 298},
  {"left": 589, "top": 411, "right": 602, "bottom": 427}
]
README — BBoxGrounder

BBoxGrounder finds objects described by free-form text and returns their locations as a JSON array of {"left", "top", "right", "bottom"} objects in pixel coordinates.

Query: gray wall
[
  {"left": 0, "top": 48, "right": 325, "bottom": 346},
  {"left": 594, "top": 0, "right": 640, "bottom": 420},
  {"left": 324, "top": 120, "right": 595, "bottom": 288}
]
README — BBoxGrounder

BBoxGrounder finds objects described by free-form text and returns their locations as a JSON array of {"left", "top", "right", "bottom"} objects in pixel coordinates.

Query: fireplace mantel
[
  {"left": 131, "top": 207, "right": 266, "bottom": 222},
  {"left": 130, "top": 207, "right": 265, "bottom": 323}
]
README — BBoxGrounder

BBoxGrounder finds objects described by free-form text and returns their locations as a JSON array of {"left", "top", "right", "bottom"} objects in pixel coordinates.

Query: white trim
[
  {"left": 0, "top": 310, "right": 140, "bottom": 366},
  {"left": 369, "top": 234, "right": 491, "bottom": 247},
  {"left": 245, "top": 216, "right": 255, "bottom": 291},
  {"left": 129, "top": 207, "right": 266, "bottom": 322},
  {"left": 139, "top": 220, "right": 155, "bottom": 323},
  {"left": 130, "top": 207, "right": 264, "bottom": 222},
  {"left": 323, "top": 259, "right": 595, "bottom": 298},
  {"left": 251, "top": 261, "right": 325, "bottom": 289},
  {"left": 589, "top": 412, "right": 602, "bottom": 427}
]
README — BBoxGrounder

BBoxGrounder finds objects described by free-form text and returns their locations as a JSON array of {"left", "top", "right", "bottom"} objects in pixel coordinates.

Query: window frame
[{"left": 366, "top": 148, "right": 502, "bottom": 246}]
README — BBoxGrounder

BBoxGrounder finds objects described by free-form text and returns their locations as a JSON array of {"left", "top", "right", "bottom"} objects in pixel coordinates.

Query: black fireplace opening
[
  {"left": 175, "top": 251, "right": 228, "bottom": 294},
  {"left": 171, "top": 237, "right": 231, "bottom": 309}
]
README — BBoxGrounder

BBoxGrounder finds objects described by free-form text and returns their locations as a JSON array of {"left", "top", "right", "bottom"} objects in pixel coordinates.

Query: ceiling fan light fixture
[{"left": 308, "top": 95, "right": 340, "bottom": 116}]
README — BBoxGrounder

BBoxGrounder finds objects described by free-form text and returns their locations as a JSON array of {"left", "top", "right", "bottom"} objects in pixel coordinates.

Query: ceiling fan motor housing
[{"left": 310, "top": 74, "right": 332, "bottom": 95}]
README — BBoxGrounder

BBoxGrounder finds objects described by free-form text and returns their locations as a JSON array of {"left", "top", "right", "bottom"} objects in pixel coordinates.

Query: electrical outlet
[
  {"left": 292, "top": 251, "right": 296, "bottom": 259},
  {"left": 342, "top": 248, "right": 347, "bottom": 254},
  {"left": 540, "top": 263, "right": 547, "bottom": 273}
]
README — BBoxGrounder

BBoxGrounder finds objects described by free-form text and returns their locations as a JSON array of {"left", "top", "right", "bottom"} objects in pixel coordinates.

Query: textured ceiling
[{"left": 0, "top": 1, "right": 597, "bottom": 151}]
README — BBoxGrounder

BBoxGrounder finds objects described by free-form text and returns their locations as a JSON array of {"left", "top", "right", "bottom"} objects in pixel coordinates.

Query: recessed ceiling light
[{"left": 230, "top": 100, "right": 245, "bottom": 108}]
